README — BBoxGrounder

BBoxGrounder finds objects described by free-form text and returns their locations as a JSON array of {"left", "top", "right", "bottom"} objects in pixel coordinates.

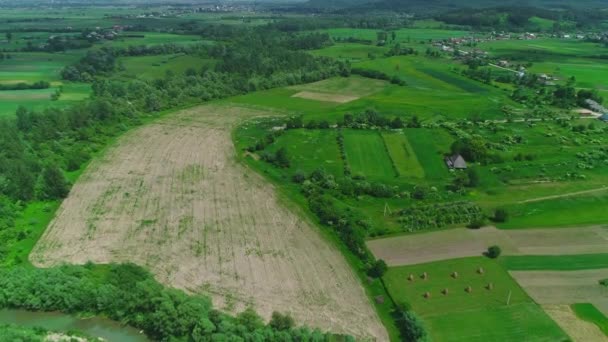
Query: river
[{"left": 0, "top": 309, "right": 150, "bottom": 342}]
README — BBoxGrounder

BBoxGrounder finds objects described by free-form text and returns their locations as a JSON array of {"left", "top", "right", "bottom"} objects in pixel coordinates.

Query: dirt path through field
[
  {"left": 368, "top": 226, "right": 608, "bottom": 266},
  {"left": 31, "top": 104, "right": 388, "bottom": 341},
  {"left": 542, "top": 304, "right": 608, "bottom": 342}
]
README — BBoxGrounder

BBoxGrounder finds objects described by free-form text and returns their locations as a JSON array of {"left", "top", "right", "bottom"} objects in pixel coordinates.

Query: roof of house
[{"left": 445, "top": 154, "right": 467, "bottom": 169}]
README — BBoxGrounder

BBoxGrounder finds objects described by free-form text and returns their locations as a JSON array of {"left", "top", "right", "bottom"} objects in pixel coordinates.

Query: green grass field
[
  {"left": 499, "top": 192, "right": 608, "bottom": 229},
  {"left": 403, "top": 128, "right": 451, "bottom": 180},
  {"left": 383, "top": 257, "right": 567, "bottom": 341},
  {"left": 381, "top": 132, "right": 425, "bottom": 178},
  {"left": 118, "top": 54, "right": 214, "bottom": 79},
  {"left": 343, "top": 129, "right": 396, "bottom": 180},
  {"left": 571, "top": 303, "right": 608, "bottom": 336},
  {"left": 499, "top": 254, "right": 608, "bottom": 271}
]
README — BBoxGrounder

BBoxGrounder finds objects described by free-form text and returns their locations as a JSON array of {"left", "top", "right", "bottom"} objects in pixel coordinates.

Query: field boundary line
[{"left": 519, "top": 186, "right": 608, "bottom": 204}]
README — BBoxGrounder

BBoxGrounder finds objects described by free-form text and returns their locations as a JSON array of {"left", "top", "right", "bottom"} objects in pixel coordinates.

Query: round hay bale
[
  {"left": 408, "top": 274, "right": 414, "bottom": 281},
  {"left": 478, "top": 267, "right": 484, "bottom": 274},
  {"left": 451, "top": 271, "right": 459, "bottom": 279},
  {"left": 465, "top": 285, "right": 472, "bottom": 293},
  {"left": 422, "top": 272, "right": 428, "bottom": 280},
  {"left": 487, "top": 283, "right": 494, "bottom": 290},
  {"left": 424, "top": 292, "right": 431, "bottom": 299},
  {"left": 442, "top": 288, "right": 449, "bottom": 295}
]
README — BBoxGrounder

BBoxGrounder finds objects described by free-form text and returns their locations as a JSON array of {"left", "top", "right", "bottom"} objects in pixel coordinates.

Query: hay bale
[
  {"left": 477, "top": 267, "right": 484, "bottom": 274},
  {"left": 424, "top": 292, "right": 431, "bottom": 299},
  {"left": 422, "top": 272, "right": 428, "bottom": 280},
  {"left": 375, "top": 295, "right": 385, "bottom": 304},
  {"left": 465, "top": 286, "right": 472, "bottom": 293},
  {"left": 408, "top": 274, "right": 414, "bottom": 281},
  {"left": 442, "top": 288, "right": 449, "bottom": 295},
  {"left": 487, "top": 283, "right": 494, "bottom": 290},
  {"left": 451, "top": 271, "right": 458, "bottom": 279}
]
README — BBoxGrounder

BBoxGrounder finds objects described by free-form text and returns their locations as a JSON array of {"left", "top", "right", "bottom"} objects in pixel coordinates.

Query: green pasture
[
  {"left": 343, "top": 129, "right": 396, "bottom": 180},
  {"left": 528, "top": 58, "right": 608, "bottom": 91},
  {"left": 403, "top": 128, "right": 451, "bottom": 180},
  {"left": 271, "top": 129, "right": 344, "bottom": 177},
  {"left": 478, "top": 38, "right": 607, "bottom": 60},
  {"left": 499, "top": 254, "right": 608, "bottom": 271},
  {"left": 0, "top": 52, "right": 82, "bottom": 84},
  {"left": 384, "top": 257, "right": 566, "bottom": 341},
  {"left": 498, "top": 191, "right": 608, "bottom": 229},
  {"left": 118, "top": 54, "right": 214, "bottom": 79},
  {"left": 381, "top": 132, "right": 425, "bottom": 178},
  {"left": 571, "top": 303, "right": 608, "bottom": 336},
  {"left": 320, "top": 28, "right": 470, "bottom": 43},
  {"left": 101, "top": 32, "right": 205, "bottom": 48},
  {"left": 311, "top": 43, "right": 388, "bottom": 61},
  {"left": 0, "top": 83, "right": 90, "bottom": 118}
]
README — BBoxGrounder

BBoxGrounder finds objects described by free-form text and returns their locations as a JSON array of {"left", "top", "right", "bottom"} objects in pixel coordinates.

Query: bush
[
  {"left": 269, "top": 311, "right": 295, "bottom": 331},
  {"left": 599, "top": 279, "right": 608, "bottom": 287},
  {"left": 467, "top": 218, "right": 485, "bottom": 229},
  {"left": 486, "top": 245, "right": 501, "bottom": 258},
  {"left": 292, "top": 170, "right": 306, "bottom": 183},
  {"left": 492, "top": 208, "right": 508, "bottom": 222}
]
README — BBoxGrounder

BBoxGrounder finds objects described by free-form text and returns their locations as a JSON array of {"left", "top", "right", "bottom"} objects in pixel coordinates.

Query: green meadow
[
  {"left": 499, "top": 254, "right": 608, "bottom": 271},
  {"left": 118, "top": 54, "right": 214, "bottom": 79},
  {"left": 383, "top": 257, "right": 567, "bottom": 341},
  {"left": 344, "top": 129, "right": 396, "bottom": 180},
  {"left": 382, "top": 132, "right": 425, "bottom": 179}
]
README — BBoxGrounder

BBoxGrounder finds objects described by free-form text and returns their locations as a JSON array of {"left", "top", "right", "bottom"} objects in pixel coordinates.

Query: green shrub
[{"left": 487, "top": 245, "right": 502, "bottom": 258}]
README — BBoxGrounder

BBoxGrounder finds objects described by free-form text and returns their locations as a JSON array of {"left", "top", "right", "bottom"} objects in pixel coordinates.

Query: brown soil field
[
  {"left": 367, "top": 226, "right": 608, "bottom": 266},
  {"left": 542, "top": 304, "right": 608, "bottom": 342},
  {"left": 291, "top": 90, "right": 359, "bottom": 103},
  {"left": 30, "top": 104, "right": 388, "bottom": 341}
]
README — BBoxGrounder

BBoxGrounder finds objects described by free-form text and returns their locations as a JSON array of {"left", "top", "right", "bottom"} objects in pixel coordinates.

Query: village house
[{"left": 445, "top": 154, "right": 467, "bottom": 170}]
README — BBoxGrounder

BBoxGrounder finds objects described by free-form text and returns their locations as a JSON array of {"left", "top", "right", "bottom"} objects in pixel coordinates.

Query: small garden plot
[
  {"left": 270, "top": 129, "right": 344, "bottom": 177},
  {"left": 381, "top": 132, "right": 425, "bottom": 178},
  {"left": 343, "top": 129, "right": 395, "bottom": 180},
  {"left": 383, "top": 257, "right": 566, "bottom": 341},
  {"left": 404, "top": 128, "right": 451, "bottom": 180},
  {"left": 397, "top": 201, "right": 483, "bottom": 232}
]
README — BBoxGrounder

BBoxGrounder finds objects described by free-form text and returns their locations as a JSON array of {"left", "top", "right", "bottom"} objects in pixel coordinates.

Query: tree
[
  {"left": 41, "top": 165, "right": 70, "bottom": 199},
  {"left": 487, "top": 245, "right": 501, "bottom": 258},
  {"left": 368, "top": 259, "right": 388, "bottom": 278},
  {"left": 237, "top": 307, "right": 264, "bottom": 331},
  {"left": 274, "top": 148, "right": 290, "bottom": 168},
  {"left": 451, "top": 137, "right": 488, "bottom": 163},
  {"left": 394, "top": 308, "right": 428, "bottom": 342},
  {"left": 492, "top": 208, "right": 508, "bottom": 223},
  {"left": 466, "top": 168, "right": 479, "bottom": 187},
  {"left": 269, "top": 312, "right": 294, "bottom": 331}
]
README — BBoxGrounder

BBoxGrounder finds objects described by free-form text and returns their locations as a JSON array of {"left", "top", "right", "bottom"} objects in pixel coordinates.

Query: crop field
[
  {"left": 319, "top": 28, "right": 470, "bottom": 43},
  {"left": 368, "top": 226, "right": 608, "bottom": 266},
  {"left": 478, "top": 38, "right": 607, "bottom": 59},
  {"left": 383, "top": 257, "right": 567, "bottom": 341},
  {"left": 500, "top": 254, "right": 608, "bottom": 271},
  {"left": 101, "top": 32, "right": 205, "bottom": 48},
  {"left": 343, "top": 129, "right": 396, "bottom": 180},
  {"left": 572, "top": 303, "right": 608, "bottom": 337},
  {"left": 381, "top": 132, "right": 425, "bottom": 178},
  {"left": 543, "top": 304, "right": 608, "bottom": 342},
  {"left": 403, "top": 128, "right": 452, "bottom": 179},
  {"left": 289, "top": 76, "right": 388, "bottom": 103},
  {"left": 527, "top": 58, "right": 608, "bottom": 91},
  {"left": 30, "top": 104, "right": 388, "bottom": 341},
  {"left": 510, "top": 269, "right": 608, "bottom": 316},
  {"left": 311, "top": 43, "right": 389, "bottom": 61}
]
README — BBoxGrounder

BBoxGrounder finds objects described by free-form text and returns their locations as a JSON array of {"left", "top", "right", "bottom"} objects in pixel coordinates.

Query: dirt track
[{"left": 31, "top": 105, "right": 388, "bottom": 341}]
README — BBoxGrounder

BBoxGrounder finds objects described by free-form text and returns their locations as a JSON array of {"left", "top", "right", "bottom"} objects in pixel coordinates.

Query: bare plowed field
[
  {"left": 368, "top": 226, "right": 608, "bottom": 266},
  {"left": 31, "top": 105, "right": 388, "bottom": 341}
]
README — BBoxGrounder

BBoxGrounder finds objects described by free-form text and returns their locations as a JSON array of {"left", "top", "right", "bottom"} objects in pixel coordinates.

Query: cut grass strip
[{"left": 499, "top": 254, "right": 608, "bottom": 271}]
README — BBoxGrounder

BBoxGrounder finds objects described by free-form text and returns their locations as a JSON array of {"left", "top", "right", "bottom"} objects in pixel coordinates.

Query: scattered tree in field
[
  {"left": 451, "top": 137, "right": 488, "bottom": 163},
  {"left": 368, "top": 259, "right": 388, "bottom": 278},
  {"left": 292, "top": 170, "right": 306, "bottom": 183},
  {"left": 486, "top": 245, "right": 502, "bottom": 258},
  {"left": 274, "top": 147, "right": 290, "bottom": 168},
  {"left": 237, "top": 307, "right": 264, "bottom": 331},
  {"left": 394, "top": 308, "right": 428, "bottom": 342},
  {"left": 492, "top": 208, "right": 508, "bottom": 223}
]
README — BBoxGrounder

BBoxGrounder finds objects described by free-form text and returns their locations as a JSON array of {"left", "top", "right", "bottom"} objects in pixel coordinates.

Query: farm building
[{"left": 445, "top": 154, "right": 467, "bottom": 169}]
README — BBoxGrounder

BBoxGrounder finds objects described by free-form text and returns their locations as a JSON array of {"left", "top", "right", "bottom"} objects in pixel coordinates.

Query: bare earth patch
[
  {"left": 291, "top": 90, "right": 359, "bottom": 103},
  {"left": 367, "top": 226, "right": 608, "bottom": 266},
  {"left": 31, "top": 105, "right": 388, "bottom": 341},
  {"left": 542, "top": 304, "right": 608, "bottom": 342}
]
